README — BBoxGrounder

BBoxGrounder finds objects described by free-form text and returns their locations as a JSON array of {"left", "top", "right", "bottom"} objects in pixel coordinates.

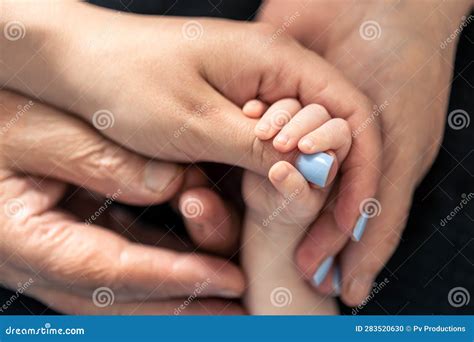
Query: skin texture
[
  {"left": 259, "top": 0, "right": 473, "bottom": 306},
  {"left": 1, "top": 1, "right": 382, "bottom": 242},
  {"left": 0, "top": 91, "right": 244, "bottom": 314},
  {"left": 241, "top": 99, "right": 351, "bottom": 314}
]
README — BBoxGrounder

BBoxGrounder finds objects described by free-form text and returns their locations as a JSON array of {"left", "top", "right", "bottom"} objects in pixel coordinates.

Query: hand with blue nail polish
[
  {"left": 241, "top": 99, "right": 352, "bottom": 314},
  {"left": 260, "top": 0, "right": 470, "bottom": 307}
]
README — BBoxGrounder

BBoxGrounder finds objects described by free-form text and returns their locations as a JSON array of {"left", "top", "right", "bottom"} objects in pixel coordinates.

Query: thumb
[{"left": 1, "top": 92, "right": 183, "bottom": 205}]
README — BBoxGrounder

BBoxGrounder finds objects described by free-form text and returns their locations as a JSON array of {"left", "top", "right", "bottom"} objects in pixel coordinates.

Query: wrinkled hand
[
  {"left": 0, "top": 91, "right": 244, "bottom": 314},
  {"left": 1, "top": 2, "right": 382, "bottom": 240},
  {"left": 260, "top": 0, "right": 471, "bottom": 305}
]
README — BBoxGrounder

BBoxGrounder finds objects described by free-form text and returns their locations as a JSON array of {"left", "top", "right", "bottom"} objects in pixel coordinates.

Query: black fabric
[{"left": 0, "top": 1, "right": 472, "bottom": 315}]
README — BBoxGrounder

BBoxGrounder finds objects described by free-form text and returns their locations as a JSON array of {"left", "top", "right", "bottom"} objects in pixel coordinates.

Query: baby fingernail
[
  {"left": 300, "top": 138, "right": 314, "bottom": 150},
  {"left": 332, "top": 266, "right": 342, "bottom": 296},
  {"left": 144, "top": 161, "right": 181, "bottom": 193},
  {"left": 272, "top": 165, "right": 290, "bottom": 182},
  {"left": 312, "top": 255, "right": 334, "bottom": 286},
  {"left": 256, "top": 122, "right": 270, "bottom": 132},
  {"left": 296, "top": 152, "right": 334, "bottom": 187},
  {"left": 352, "top": 214, "right": 369, "bottom": 241},
  {"left": 275, "top": 134, "right": 289, "bottom": 145}
]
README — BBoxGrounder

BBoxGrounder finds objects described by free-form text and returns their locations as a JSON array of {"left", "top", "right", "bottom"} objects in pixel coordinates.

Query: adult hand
[
  {"left": 1, "top": 1, "right": 382, "bottom": 239},
  {"left": 260, "top": 0, "right": 473, "bottom": 305},
  {"left": 0, "top": 91, "right": 244, "bottom": 314}
]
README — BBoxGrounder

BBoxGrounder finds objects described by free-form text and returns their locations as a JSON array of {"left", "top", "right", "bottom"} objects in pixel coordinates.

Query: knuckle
[{"left": 72, "top": 142, "right": 124, "bottom": 180}]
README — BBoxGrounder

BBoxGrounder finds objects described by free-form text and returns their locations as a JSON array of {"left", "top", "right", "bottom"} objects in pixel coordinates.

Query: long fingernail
[
  {"left": 296, "top": 152, "right": 334, "bottom": 187},
  {"left": 312, "top": 255, "right": 334, "bottom": 286},
  {"left": 352, "top": 214, "right": 369, "bottom": 241},
  {"left": 144, "top": 162, "right": 180, "bottom": 192},
  {"left": 332, "top": 266, "right": 342, "bottom": 296}
]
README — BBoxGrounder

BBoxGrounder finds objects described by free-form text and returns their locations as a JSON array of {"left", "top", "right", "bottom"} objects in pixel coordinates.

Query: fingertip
[
  {"left": 268, "top": 161, "right": 291, "bottom": 183},
  {"left": 298, "top": 138, "right": 316, "bottom": 154},
  {"left": 341, "top": 275, "right": 374, "bottom": 307},
  {"left": 243, "top": 99, "right": 267, "bottom": 118},
  {"left": 273, "top": 134, "right": 293, "bottom": 153},
  {"left": 254, "top": 122, "right": 273, "bottom": 140}
]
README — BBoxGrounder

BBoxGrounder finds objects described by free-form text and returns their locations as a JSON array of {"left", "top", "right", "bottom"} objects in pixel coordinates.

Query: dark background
[{"left": 1, "top": 0, "right": 472, "bottom": 315}]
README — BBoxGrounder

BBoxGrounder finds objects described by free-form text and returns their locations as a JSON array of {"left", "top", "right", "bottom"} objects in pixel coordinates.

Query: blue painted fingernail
[
  {"left": 295, "top": 152, "right": 334, "bottom": 187},
  {"left": 352, "top": 214, "right": 369, "bottom": 241},
  {"left": 312, "top": 255, "right": 334, "bottom": 286},
  {"left": 332, "top": 266, "right": 342, "bottom": 296}
]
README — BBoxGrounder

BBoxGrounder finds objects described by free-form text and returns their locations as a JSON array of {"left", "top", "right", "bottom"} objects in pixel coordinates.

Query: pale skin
[
  {"left": 0, "top": 91, "right": 244, "bottom": 314},
  {"left": 241, "top": 99, "right": 351, "bottom": 314},
  {"left": 259, "top": 0, "right": 474, "bottom": 305},
  {"left": 0, "top": 1, "right": 381, "bottom": 313},
  {"left": 0, "top": 0, "right": 471, "bottom": 313}
]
